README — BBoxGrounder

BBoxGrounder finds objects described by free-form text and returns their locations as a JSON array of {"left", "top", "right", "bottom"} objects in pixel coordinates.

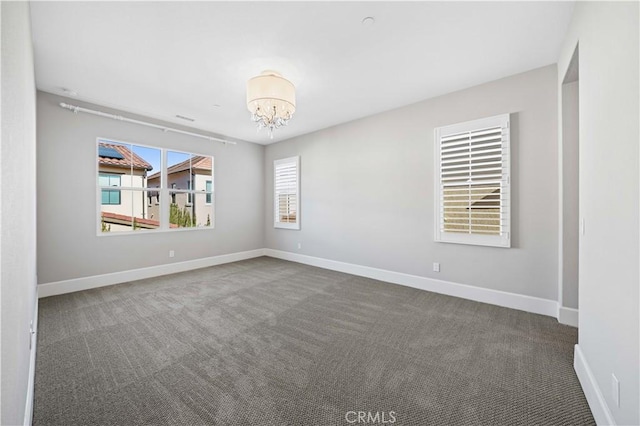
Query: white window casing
[
  {"left": 434, "top": 114, "right": 510, "bottom": 248},
  {"left": 274, "top": 156, "right": 300, "bottom": 230}
]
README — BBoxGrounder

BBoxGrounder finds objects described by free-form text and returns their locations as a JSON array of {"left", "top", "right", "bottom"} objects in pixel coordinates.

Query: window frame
[
  {"left": 274, "top": 156, "right": 300, "bottom": 230},
  {"left": 96, "top": 138, "right": 215, "bottom": 236},
  {"left": 434, "top": 114, "right": 511, "bottom": 248}
]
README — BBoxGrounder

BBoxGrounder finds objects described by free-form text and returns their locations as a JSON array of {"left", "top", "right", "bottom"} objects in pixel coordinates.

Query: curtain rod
[{"left": 59, "top": 103, "right": 236, "bottom": 145}]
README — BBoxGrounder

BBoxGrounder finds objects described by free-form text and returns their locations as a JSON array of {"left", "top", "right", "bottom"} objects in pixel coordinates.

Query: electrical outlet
[
  {"left": 433, "top": 262, "right": 440, "bottom": 272},
  {"left": 297, "top": 243, "right": 302, "bottom": 249},
  {"left": 612, "top": 374, "right": 620, "bottom": 407},
  {"left": 169, "top": 250, "right": 175, "bottom": 258}
]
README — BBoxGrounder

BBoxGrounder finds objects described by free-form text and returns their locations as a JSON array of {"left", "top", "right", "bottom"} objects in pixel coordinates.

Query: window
[
  {"left": 99, "top": 173, "right": 121, "bottom": 205},
  {"left": 206, "top": 180, "right": 212, "bottom": 204},
  {"left": 166, "top": 151, "right": 213, "bottom": 229},
  {"left": 274, "top": 156, "right": 300, "bottom": 229},
  {"left": 98, "top": 140, "right": 159, "bottom": 233},
  {"left": 97, "top": 139, "right": 214, "bottom": 234},
  {"left": 434, "top": 114, "right": 510, "bottom": 247},
  {"left": 147, "top": 189, "right": 159, "bottom": 207},
  {"left": 186, "top": 180, "right": 193, "bottom": 205}
]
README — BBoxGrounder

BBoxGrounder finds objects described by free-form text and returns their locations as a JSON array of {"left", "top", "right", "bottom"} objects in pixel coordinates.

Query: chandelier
[{"left": 246, "top": 71, "right": 296, "bottom": 139}]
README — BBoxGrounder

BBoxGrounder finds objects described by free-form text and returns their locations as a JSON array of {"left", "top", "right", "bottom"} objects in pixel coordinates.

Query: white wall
[
  {"left": 558, "top": 2, "right": 639, "bottom": 425},
  {"left": 1, "top": 2, "right": 38, "bottom": 424},
  {"left": 37, "top": 91, "right": 264, "bottom": 284},
  {"left": 265, "top": 65, "right": 558, "bottom": 302},
  {"left": 558, "top": 2, "right": 640, "bottom": 424},
  {"left": 562, "top": 80, "right": 579, "bottom": 310}
]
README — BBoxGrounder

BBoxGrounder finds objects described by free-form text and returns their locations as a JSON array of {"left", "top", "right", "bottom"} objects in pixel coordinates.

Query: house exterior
[
  {"left": 147, "top": 155, "right": 213, "bottom": 227},
  {"left": 98, "top": 142, "right": 155, "bottom": 231}
]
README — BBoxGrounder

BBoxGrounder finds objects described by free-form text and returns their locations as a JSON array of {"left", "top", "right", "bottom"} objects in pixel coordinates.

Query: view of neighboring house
[
  {"left": 442, "top": 186, "right": 501, "bottom": 234},
  {"left": 147, "top": 155, "right": 213, "bottom": 228},
  {"left": 98, "top": 142, "right": 156, "bottom": 231}
]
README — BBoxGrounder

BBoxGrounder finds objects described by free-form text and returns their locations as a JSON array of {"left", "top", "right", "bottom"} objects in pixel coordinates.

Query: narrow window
[
  {"left": 205, "top": 180, "right": 212, "bottom": 204},
  {"left": 186, "top": 179, "right": 193, "bottom": 205},
  {"left": 274, "top": 156, "right": 300, "bottom": 230}
]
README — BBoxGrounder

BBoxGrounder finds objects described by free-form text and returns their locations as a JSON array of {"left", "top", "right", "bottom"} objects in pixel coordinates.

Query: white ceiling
[{"left": 30, "top": 1, "right": 574, "bottom": 145}]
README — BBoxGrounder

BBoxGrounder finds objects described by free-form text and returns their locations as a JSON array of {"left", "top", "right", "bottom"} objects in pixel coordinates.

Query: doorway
[{"left": 560, "top": 45, "right": 580, "bottom": 324}]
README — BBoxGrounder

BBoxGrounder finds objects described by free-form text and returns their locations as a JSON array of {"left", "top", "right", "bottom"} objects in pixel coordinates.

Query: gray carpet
[{"left": 34, "top": 257, "right": 594, "bottom": 425}]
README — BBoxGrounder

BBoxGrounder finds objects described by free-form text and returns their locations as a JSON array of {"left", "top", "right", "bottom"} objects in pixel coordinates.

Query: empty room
[{"left": 1, "top": 1, "right": 638, "bottom": 425}]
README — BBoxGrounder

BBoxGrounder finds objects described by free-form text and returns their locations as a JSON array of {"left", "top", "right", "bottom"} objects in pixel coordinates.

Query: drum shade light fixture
[{"left": 246, "top": 70, "right": 296, "bottom": 139}]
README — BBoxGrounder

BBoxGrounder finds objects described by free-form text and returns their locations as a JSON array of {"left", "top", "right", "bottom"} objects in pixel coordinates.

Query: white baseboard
[
  {"left": 558, "top": 306, "right": 579, "bottom": 327},
  {"left": 24, "top": 293, "right": 38, "bottom": 426},
  {"left": 38, "top": 249, "right": 266, "bottom": 298},
  {"left": 38, "top": 247, "right": 573, "bottom": 325},
  {"left": 574, "top": 344, "right": 616, "bottom": 425},
  {"left": 264, "top": 249, "right": 558, "bottom": 318}
]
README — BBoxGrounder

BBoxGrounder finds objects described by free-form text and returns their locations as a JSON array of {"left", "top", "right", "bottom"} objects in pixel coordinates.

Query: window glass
[
  {"left": 98, "top": 139, "right": 214, "bottom": 234},
  {"left": 206, "top": 180, "right": 212, "bottom": 204}
]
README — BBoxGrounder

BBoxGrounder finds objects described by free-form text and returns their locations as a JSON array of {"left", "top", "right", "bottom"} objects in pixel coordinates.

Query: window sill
[
  {"left": 274, "top": 222, "right": 300, "bottom": 230},
  {"left": 435, "top": 233, "right": 510, "bottom": 248},
  {"left": 97, "top": 225, "right": 215, "bottom": 237}
]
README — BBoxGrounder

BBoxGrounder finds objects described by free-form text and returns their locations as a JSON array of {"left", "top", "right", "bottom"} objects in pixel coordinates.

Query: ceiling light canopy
[
  {"left": 362, "top": 16, "right": 375, "bottom": 26},
  {"left": 247, "top": 70, "right": 296, "bottom": 139}
]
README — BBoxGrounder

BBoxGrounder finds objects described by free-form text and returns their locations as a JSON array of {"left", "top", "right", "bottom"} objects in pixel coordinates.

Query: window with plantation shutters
[
  {"left": 434, "top": 114, "right": 510, "bottom": 247},
  {"left": 274, "top": 156, "right": 300, "bottom": 229}
]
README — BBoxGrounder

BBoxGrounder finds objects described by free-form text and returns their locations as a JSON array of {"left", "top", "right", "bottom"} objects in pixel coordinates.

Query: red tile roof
[
  {"left": 99, "top": 142, "right": 153, "bottom": 171},
  {"left": 147, "top": 155, "right": 211, "bottom": 180},
  {"left": 101, "top": 212, "right": 178, "bottom": 228}
]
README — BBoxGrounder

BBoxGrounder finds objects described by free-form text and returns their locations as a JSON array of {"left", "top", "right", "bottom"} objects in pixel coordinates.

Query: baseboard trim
[
  {"left": 24, "top": 294, "right": 38, "bottom": 426},
  {"left": 574, "top": 344, "right": 616, "bottom": 425},
  {"left": 37, "top": 249, "right": 266, "bottom": 298},
  {"left": 38, "top": 247, "right": 570, "bottom": 323},
  {"left": 558, "top": 306, "right": 579, "bottom": 327},
  {"left": 264, "top": 249, "right": 558, "bottom": 318}
]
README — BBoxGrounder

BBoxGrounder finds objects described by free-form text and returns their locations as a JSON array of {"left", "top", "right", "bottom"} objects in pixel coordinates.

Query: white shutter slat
[
  {"left": 442, "top": 181, "right": 503, "bottom": 187},
  {"left": 470, "top": 146, "right": 502, "bottom": 155},
  {"left": 441, "top": 127, "right": 500, "bottom": 142},
  {"left": 442, "top": 157, "right": 501, "bottom": 166},
  {"left": 441, "top": 148, "right": 501, "bottom": 160},
  {"left": 441, "top": 165, "right": 503, "bottom": 176}
]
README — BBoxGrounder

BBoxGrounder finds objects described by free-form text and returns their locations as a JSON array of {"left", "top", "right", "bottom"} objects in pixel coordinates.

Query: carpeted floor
[{"left": 34, "top": 257, "right": 594, "bottom": 425}]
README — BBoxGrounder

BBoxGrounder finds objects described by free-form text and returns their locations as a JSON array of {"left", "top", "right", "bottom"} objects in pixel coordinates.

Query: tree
[
  {"left": 170, "top": 203, "right": 196, "bottom": 227},
  {"left": 101, "top": 215, "right": 111, "bottom": 232}
]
